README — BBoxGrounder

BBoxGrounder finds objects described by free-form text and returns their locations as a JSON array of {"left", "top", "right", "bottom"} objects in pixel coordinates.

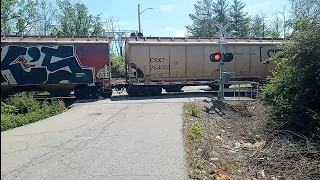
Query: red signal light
[
  {"left": 210, "top": 52, "right": 222, "bottom": 62},
  {"left": 214, "top": 54, "right": 221, "bottom": 60}
]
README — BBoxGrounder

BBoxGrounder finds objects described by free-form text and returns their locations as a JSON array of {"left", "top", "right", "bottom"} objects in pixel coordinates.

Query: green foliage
[
  {"left": 186, "top": 0, "right": 217, "bottom": 37},
  {"left": 188, "top": 124, "right": 202, "bottom": 141},
  {"left": 34, "top": 0, "right": 57, "bottom": 36},
  {"left": 1, "top": 0, "right": 103, "bottom": 36},
  {"left": 53, "top": 0, "right": 103, "bottom": 36},
  {"left": 209, "top": 174, "right": 217, "bottom": 180},
  {"left": 229, "top": 0, "right": 250, "bottom": 37},
  {"left": 184, "top": 102, "right": 203, "bottom": 117},
  {"left": 5, "top": 92, "right": 40, "bottom": 114},
  {"left": 1, "top": 102, "right": 17, "bottom": 114},
  {"left": 1, "top": 93, "right": 63, "bottom": 131},
  {"left": 261, "top": 23, "right": 320, "bottom": 136},
  {"left": 250, "top": 15, "right": 264, "bottom": 37},
  {"left": 213, "top": 0, "right": 230, "bottom": 25},
  {"left": 289, "top": 0, "right": 320, "bottom": 21},
  {"left": 186, "top": 0, "right": 232, "bottom": 37},
  {"left": 1, "top": 0, "right": 38, "bottom": 35},
  {"left": 111, "top": 56, "right": 126, "bottom": 78}
]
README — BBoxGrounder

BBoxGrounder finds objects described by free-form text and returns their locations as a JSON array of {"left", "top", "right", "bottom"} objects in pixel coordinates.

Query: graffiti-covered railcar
[{"left": 1, "top": 36, "right": 112, "bottom": 98}]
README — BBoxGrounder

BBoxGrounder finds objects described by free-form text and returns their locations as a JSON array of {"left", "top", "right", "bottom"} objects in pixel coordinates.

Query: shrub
[
  {"left": 188, "top": 124, "right": 202, "bottom": 141},
  {"left": 1, "top": 96, "right": 63, "bottom": 131},
  {"left": 111, "top": 56, "right": 126, "bottom": 78},
  {"left": 184, "top": 101, "right": 203, "bottom": 117},
  {"left": 1, "top": 114, "right": 17, "bottom": 130},
  {"left": 261, "top": 20, "right": 320, "bottom": 136},
  {"left": 1, "top": 102, "right": 17, "bottom": 114},
  {"left": 5, "top": 92, "right": 40, "bottom": 114}
]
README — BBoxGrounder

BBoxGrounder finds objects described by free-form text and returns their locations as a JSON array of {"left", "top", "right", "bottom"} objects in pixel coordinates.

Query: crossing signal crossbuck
[{"left": 210, "top": 52, "right": 234, "bottom": 62}]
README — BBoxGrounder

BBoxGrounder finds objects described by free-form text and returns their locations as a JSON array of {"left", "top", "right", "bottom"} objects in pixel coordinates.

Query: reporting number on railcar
[{"left": 150, "top": 64, "right": 170, "bottom": 70}]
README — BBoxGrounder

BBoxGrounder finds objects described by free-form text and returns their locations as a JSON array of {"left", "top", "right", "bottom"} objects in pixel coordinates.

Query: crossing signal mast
[{"left": 209, "top": 22, "right": 234, "bottom": 99}]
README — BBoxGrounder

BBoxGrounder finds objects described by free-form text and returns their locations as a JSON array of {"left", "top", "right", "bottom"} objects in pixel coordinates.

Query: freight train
[{"left": 1, "top": 35, "right": 283, "bottom": 99}]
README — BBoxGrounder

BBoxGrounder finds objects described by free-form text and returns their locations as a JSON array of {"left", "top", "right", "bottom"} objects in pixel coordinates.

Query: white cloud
[
  {"left": 174, "top": 29, "right": 187, "bottom": 37},
  {"left": 165, "top": 27, "right": 188, "bottom": 37},
  {"left": 244, "top": 0, "right": 272, "bottom": 12},
  {"left": 160, "top": 5, "right": 173, "bottom": 11}
]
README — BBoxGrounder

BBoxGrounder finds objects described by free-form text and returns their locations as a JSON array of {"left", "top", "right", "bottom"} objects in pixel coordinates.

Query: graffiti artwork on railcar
[
  {"left": 1, "top": 45, "right": 94, "bottom": 85},
  {"left": 267, "top": 49, "right": 282, "bottom": 58}
]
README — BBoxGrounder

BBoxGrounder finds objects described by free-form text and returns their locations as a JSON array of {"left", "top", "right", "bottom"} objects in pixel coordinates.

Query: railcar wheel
[
  {"left": 209, "top": 84, "right": 219, "bottom": 91},
  {"left": 150, "top": 86, "right": 162, "bottom": 96},
  {"left": 101, "top": 88, "right": 112, "bottom": 98},
  {"left": 127, "top": 85, "right": 139, "bottom": 97},
  {"left": 139, "top": 86, "right": 151, "bottom": 96},
  {"left": 164, "top": 85, "right": 183, "bottom": 92},
  {"left": 89, "top": 86, "right": 100, "bottom": 99},
  {"left": 74, "top": 85, "right": 90, "bottom": 99}
]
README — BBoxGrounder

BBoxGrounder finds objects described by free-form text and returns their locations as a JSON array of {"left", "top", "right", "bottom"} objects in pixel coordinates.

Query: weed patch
[
  {"left": 184, "top": 101, "right": 203, "bottom": 117},
  {"left": 188, "top": 124, "right": 201, "bottom": 141},
  {"left": 1, "top": 92, "right": 63, "bottom": 131}
]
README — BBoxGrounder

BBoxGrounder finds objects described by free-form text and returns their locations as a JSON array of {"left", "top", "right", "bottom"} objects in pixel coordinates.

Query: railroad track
[{"left": 31, "top": 94, "right": 76, "bottom": 100}]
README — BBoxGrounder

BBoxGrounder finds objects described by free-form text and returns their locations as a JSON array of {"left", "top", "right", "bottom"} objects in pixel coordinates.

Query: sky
[{"left": 78, "top": 0, "right": 291, "bottom": 37}]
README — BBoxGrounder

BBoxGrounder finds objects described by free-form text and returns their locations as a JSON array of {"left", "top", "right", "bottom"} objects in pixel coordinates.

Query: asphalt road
[
  {"left": 1, "top": 86, "right": 254, "bottom": 180},
  {"left": 1, "top": 87, "right": 216, "bottom": 180}
]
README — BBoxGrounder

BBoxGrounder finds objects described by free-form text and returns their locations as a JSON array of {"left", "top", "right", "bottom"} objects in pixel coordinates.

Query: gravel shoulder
[{"left": 182, "top": 98, "right": 320, "bottom": 180}]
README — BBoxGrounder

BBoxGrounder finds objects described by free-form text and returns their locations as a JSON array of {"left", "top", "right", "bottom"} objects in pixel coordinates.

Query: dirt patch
[{"left": 183, "top": 98, "right": 320, "bottom": 180}]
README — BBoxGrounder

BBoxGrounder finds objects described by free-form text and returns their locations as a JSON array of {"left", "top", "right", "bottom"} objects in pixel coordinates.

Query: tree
[
  {"left": 186, "top": 0, "right": 231, "bottom": 37},
  {"left": 33, "top": 0, "right": 57, "bottom": 36},
  {"left": 73, "top": 3, "right": 92, "bottom": 36},
  {"left": 249, "top": 15, "right": 264, "bottom": 37},
  {"left": 103, "top": 17, "right": 126, "bottom": 56},
  {"left": 213, "top": 0, "right": 230, "bottom": 25},
  {"left": 289, "top": 0, "right": 320, "bottom": 20},
  {"left": 54, "top": 0, "right": 75, "bottom": 36},
  {"left": 262, "top": 22, "right": 320, "bottom": 137},
  {"left": 265, "top": 13, "right": 283, "bottom": 38},
  {"left": 1, "top": 0, "right": 38, "bottom": 36},
  {"left": 111, "top": 56, "right": 126, "bottom": 78},
  {"left": 53, "top": 0, "right": 103, "bottom": 36},
  {"left": 91, "top": 13, "right": 104, "bottom": 36},
  {"left": 1, "top": 0, "right": 18, "bottom": 35},
  {"left": 186, "top": 0, "right": 216, "bottom": 37},
  {"left": 287, "top": 0, "right": 320, "bottom": 32},
  {"left": 229, "top": 0, "right": 249, "bottom": 37}
]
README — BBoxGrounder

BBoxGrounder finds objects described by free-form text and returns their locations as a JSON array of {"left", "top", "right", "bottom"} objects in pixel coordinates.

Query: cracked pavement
[{"left": 1, "top": 89, "right": 212, "bottom": 180}]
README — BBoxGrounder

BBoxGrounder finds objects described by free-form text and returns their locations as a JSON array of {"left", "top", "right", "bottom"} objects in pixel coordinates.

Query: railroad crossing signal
[
  {"left": 215, "top": 22, "right": 231, "bottom": 43},
  {"left": 209, "top": 52, "right": 234, "bottom": 62}
]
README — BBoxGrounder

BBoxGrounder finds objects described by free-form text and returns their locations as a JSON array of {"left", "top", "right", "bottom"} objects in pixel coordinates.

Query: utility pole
[
  {"left": 137, "top": 4, "right": 153, "bottom": 33},
  {"left": 138, "top": 4, "right": 141, "bottom": 33},
  {"left": 282, "top": 6, "right": 286, "bottom": 39}
]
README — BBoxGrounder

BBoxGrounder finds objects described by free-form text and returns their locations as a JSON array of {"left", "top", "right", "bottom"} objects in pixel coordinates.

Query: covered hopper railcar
[
  {"left": 124, "top": 37, "right": 282, "bottom": 95},
  {"left": 1, "top": 36, "right": 113, "bottom": 99}
]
